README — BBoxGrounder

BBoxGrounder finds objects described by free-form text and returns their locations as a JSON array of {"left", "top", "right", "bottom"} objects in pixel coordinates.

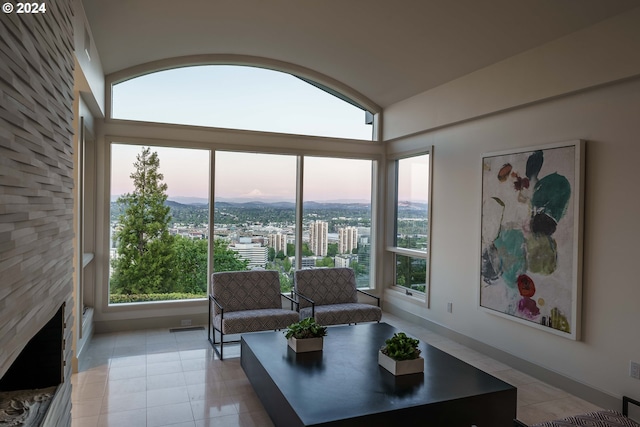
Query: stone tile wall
[{"left": 0, "top": 1, "right": 75, "bottom": 425}]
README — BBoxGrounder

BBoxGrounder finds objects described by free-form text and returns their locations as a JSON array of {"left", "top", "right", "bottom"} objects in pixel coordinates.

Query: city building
[
  {"left": 300, "top": 257, "right": 317, "bottom": 269},
  {"left": 268, "top": 233, "right": 288, "bottom": 256},
  {"left": 335, "top": 254, "right": 357, "bottom": 268},
  {"left": 338, "top": 226, "right": 358, "bottom": 254},
  {"left": 229, "top": 243, "right": 268, "bottom": 269},
  {"left": 2, "top": 2, "right": 640, "bottom": 425},
  {"left": 309, "top": 220, "right": 328, "bottom": 257}
]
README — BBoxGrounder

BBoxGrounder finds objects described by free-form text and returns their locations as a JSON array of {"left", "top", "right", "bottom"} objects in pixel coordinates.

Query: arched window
[{"left": 112, "top": 65, "right": 373, "bottom": 140}]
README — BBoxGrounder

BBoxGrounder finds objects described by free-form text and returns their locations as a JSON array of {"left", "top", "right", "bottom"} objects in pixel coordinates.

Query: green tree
[
  {"left": 327, "top": 243, "right": 338, "bottom": 257},
  {"left": 350, "top": 260, "right": 365, "bottom": 276},
  {"left": 288, "top": 242, "right": 314, "bottom": 256},
  {"left": 213, "top": 239, "right": 249, "bottom": 272},
  {"left": 282, "top": 256, "right": 292, "bottom": 272},
  {"left": 279, "top": 272, "right": 293, "bottom": 293},
  {"left": 276, "top": 250, "right": 286, "bottom": 260},
  {"left": 302, "top": 242, "right": 313, "bottom": 256},
  {"left": 173, "top": 236, "right": 208, "bottom": 293},
  {"left": 111, "top": 147, "right": 175, "bottom": 295},
  {"left": 315, "top": 256, "right": 335, "bottom": 267},
  {"left": 268, "top": 246, "right": 276, "bottom": 262},
  {"left": 396, "top": 255, "right": 426, "bottom": 290}
]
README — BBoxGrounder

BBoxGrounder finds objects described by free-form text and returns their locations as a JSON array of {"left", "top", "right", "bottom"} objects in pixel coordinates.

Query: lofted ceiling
[{"left": 83, "top": 0, "right": 639, "bottom": 109}]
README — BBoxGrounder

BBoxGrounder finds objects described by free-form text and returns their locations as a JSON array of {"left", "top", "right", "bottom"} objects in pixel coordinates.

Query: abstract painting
[{"left": 480, "top": 140, "right": 584, "bottom": 339}]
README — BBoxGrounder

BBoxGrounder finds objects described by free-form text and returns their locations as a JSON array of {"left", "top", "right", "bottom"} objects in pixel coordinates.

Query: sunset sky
[{"left": 110, "top": 65, "right": 427, "bottom": 203}]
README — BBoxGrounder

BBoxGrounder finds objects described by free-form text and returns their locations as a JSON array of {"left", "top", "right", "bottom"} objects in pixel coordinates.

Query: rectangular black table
[{"left": 240, "top": 322, "right": 516, "bottom": 427}]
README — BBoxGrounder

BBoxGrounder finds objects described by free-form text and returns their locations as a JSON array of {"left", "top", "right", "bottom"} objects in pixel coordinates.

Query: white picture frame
[{"left": 479, "top": 140, "right": 585, "bottom": 340}]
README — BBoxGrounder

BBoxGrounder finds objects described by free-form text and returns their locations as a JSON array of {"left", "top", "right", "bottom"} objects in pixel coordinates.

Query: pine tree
[
  {"left": 111, "top": 147, "right": 175, "bottom": 295},
  {"left": 173, "top": 236, "right": 208, "bottom": 294}
]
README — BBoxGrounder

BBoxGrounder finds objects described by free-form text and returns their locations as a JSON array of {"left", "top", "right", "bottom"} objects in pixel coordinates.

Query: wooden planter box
[
  {"left": 288, "top": 337, "right": 323, "bottom": 353},
  {"left": 378, "top": 351, "right": 424, "bottom": 376}
]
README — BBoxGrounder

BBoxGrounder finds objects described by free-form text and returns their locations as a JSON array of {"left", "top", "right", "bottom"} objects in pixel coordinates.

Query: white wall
[
  {"left": 382, "top": 9, "right": 640, "bottom": 403},
  {"left": 73, "top": 0, "right": 105, "bottom": 117},
  {"left": 383, "top": 7, "right": 640, "bottom": 141}
]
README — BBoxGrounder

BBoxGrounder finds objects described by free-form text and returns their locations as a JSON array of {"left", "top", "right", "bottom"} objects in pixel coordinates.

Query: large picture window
[
  {"left": 389, "top": 153, "right": 430, "bottom": 295},
  {"left": 214, "top": 151, "right": 297, "bottom": 291},
  {"left": 103, "top": 63, "right": 381, "bottom": 309},
  {"left": 109, "top": 144, "right": 210, "bottom": 304},
  {"left": 303, "top": 157, "right": 373, "bottom": 288},
  {"left": 112, "top": 65, "right": 373, "bottom": 140}
]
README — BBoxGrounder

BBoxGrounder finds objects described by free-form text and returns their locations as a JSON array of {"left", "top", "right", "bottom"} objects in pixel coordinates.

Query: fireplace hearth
[{"left": 0, "top": 304, "right": 65, "bottom": 426}]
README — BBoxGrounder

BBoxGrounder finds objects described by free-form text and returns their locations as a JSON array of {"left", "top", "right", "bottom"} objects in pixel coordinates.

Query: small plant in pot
[
  {"left": 378, "top": 332, "right": 424, "bottom": 375},
  {"left": 285, "top": 317, "right": 327, "bottom": 353}
]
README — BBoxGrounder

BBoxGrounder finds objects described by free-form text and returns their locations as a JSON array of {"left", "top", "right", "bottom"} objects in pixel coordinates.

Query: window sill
[
  {"left": 385, "top": 287, "right": 427, "bottom": 305},
  {"left": 104, "top": 297, "right": 207, "bottom": 313}
]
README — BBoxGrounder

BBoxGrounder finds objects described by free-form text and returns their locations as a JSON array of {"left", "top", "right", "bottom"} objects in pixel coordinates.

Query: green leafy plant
[
  {"left": 380, "top": 332, "right": 421, "bottom": 361},
  {"left": 284, "top": 317, "right": 327, "bottom": 339},
  {"left": 109, "top": 292, "right": 206, "bottom": 304}
]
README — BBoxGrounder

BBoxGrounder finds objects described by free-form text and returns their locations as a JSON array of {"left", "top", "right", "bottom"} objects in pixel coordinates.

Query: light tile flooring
[{"left": 71, "top": 313, "right": 602, "bottom": 427}]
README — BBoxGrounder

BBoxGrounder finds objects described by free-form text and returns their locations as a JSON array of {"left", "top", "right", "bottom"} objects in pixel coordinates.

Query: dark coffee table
[{"left": 240, "top": 322, "right": 516, "bottom": 427}]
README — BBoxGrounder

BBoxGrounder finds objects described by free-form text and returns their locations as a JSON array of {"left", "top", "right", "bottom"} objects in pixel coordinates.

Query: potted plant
[
  {"left": 285, "top": 317, "right": 327, "bottom": 353},
  {"left": 378, "top": 332, "right": 424, "bottom": 375}
]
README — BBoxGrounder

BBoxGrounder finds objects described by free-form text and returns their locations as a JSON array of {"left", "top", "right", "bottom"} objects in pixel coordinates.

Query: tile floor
[{"left": 71, "top": 313, "right": 602, "bottom": 426}]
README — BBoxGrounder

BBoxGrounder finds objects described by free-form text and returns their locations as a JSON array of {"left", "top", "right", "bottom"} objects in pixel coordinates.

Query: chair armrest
[
  {"left": 513, "top": 420, "right": 529, "bottom": 427},
  {"left": 292, "top": 290, "right": 315, "bottom": 317},
  {"left": 292, "top": 290, "right": 315, "bottom": 304},
  {"left": 281, "top": 292, "right": 299, "bottom": 311},
  {"left": 357, "top": 289, "right": 381, "bottom": 307},
  {"left": 623, "top": 395, "right": 640, "bottom": 417},
  {"left": 209, "top": 294, "right": 224, "bottom": 314}
]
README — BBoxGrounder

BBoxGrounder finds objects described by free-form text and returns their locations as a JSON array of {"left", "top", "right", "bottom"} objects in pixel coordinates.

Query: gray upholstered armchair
[
  {"left": 208, "top": 270, "right": 299, "bottom": 359},
  {"left": 513, "top": 396, "right": 640, "bottom": 426},
  {"left": 293, "top": 267, "right": 382, "bottom": 326}
]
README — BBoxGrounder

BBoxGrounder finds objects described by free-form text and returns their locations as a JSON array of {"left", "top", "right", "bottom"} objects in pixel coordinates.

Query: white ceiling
[{"left": 83, "top": 0, "right": 639, "bottom": 109}]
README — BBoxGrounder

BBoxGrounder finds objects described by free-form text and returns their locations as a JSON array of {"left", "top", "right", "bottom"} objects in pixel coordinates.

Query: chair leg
[
  {"left": 207, "top": 316, "right": 224, "bottom": 359},
  {"left": 211, "top": 327, "right": 224, "bottom": 360},
  {"left": 208, "top": 297, "right": 212, "bottom": 343}
]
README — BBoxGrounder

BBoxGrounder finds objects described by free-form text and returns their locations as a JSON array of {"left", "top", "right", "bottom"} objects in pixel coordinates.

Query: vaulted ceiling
[{"left": 83, "top": 0, "right": 639, "bottom": 109}]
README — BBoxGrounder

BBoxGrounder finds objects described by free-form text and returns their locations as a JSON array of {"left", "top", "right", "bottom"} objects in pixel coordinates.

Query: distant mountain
[
  {"left": 302, "top": 201, "right": 370, "bottom": 210},
  {"left": 166, "top": 200, "right": 191, "bottom": 208},
  {"left": 168, "top": 196, "right": 209, "bottom": 205},
  {"left": 110, "top": 199, "right": 424, "bottom": 224},
  {"left": 112, "top": 199, "right": 418, "bottom": 211},
  {"left": 215, "top": 200, "right": 296, "bottom": 209},
  {"left": 397, "top": 201, "right": 429, "bottom": 210},
  {"left": 214, "top": 197, "right": 294, "bottom": 204}
]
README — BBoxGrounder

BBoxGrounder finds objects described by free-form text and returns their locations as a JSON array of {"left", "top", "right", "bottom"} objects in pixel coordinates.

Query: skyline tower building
[
  {"left": 338, "top": 226, "right": 358, "bottom": 254},
  {"left": 309, "top": 220, "right": 328, "bottom": 257},
  {"left": 268, "top": 233, "right": 288, "bottom": 255}
]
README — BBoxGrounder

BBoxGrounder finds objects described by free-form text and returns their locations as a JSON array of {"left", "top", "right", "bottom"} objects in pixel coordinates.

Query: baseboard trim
[
  {"left": 94, "top": 313, "right": 209, "bottom": 334},
  {"left": 384, "top": 301, "right": 621, "bottom": 411},
  {"left": 73, "top": 307, "right": 95, "bottom": 373}
]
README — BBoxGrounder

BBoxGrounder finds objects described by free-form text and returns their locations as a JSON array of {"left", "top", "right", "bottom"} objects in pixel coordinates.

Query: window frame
[
  {"left": 93, "top": 59, "right": 383, "bottom": 318},
  {"left": 108, "top": 62, "right": 377, "bottom": 141},
  {"left": 385, "top": 149, "right": 433, "bottom": 303},
  {"left": 99, "top": 133, "right": 382, "bottom": 313},
  {"left": 300, "top": 155, "right": 376, "bottom": 288}
]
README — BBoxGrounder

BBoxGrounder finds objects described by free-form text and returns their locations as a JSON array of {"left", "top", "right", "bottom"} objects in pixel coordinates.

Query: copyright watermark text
[{"left": 3, "top": 2, "right": 47, "bottom": 14}]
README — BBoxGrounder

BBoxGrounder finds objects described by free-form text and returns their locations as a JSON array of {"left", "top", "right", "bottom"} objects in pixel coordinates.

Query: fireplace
[{"left": 0, "top": 304, "right": 65, "bottom": 426}]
